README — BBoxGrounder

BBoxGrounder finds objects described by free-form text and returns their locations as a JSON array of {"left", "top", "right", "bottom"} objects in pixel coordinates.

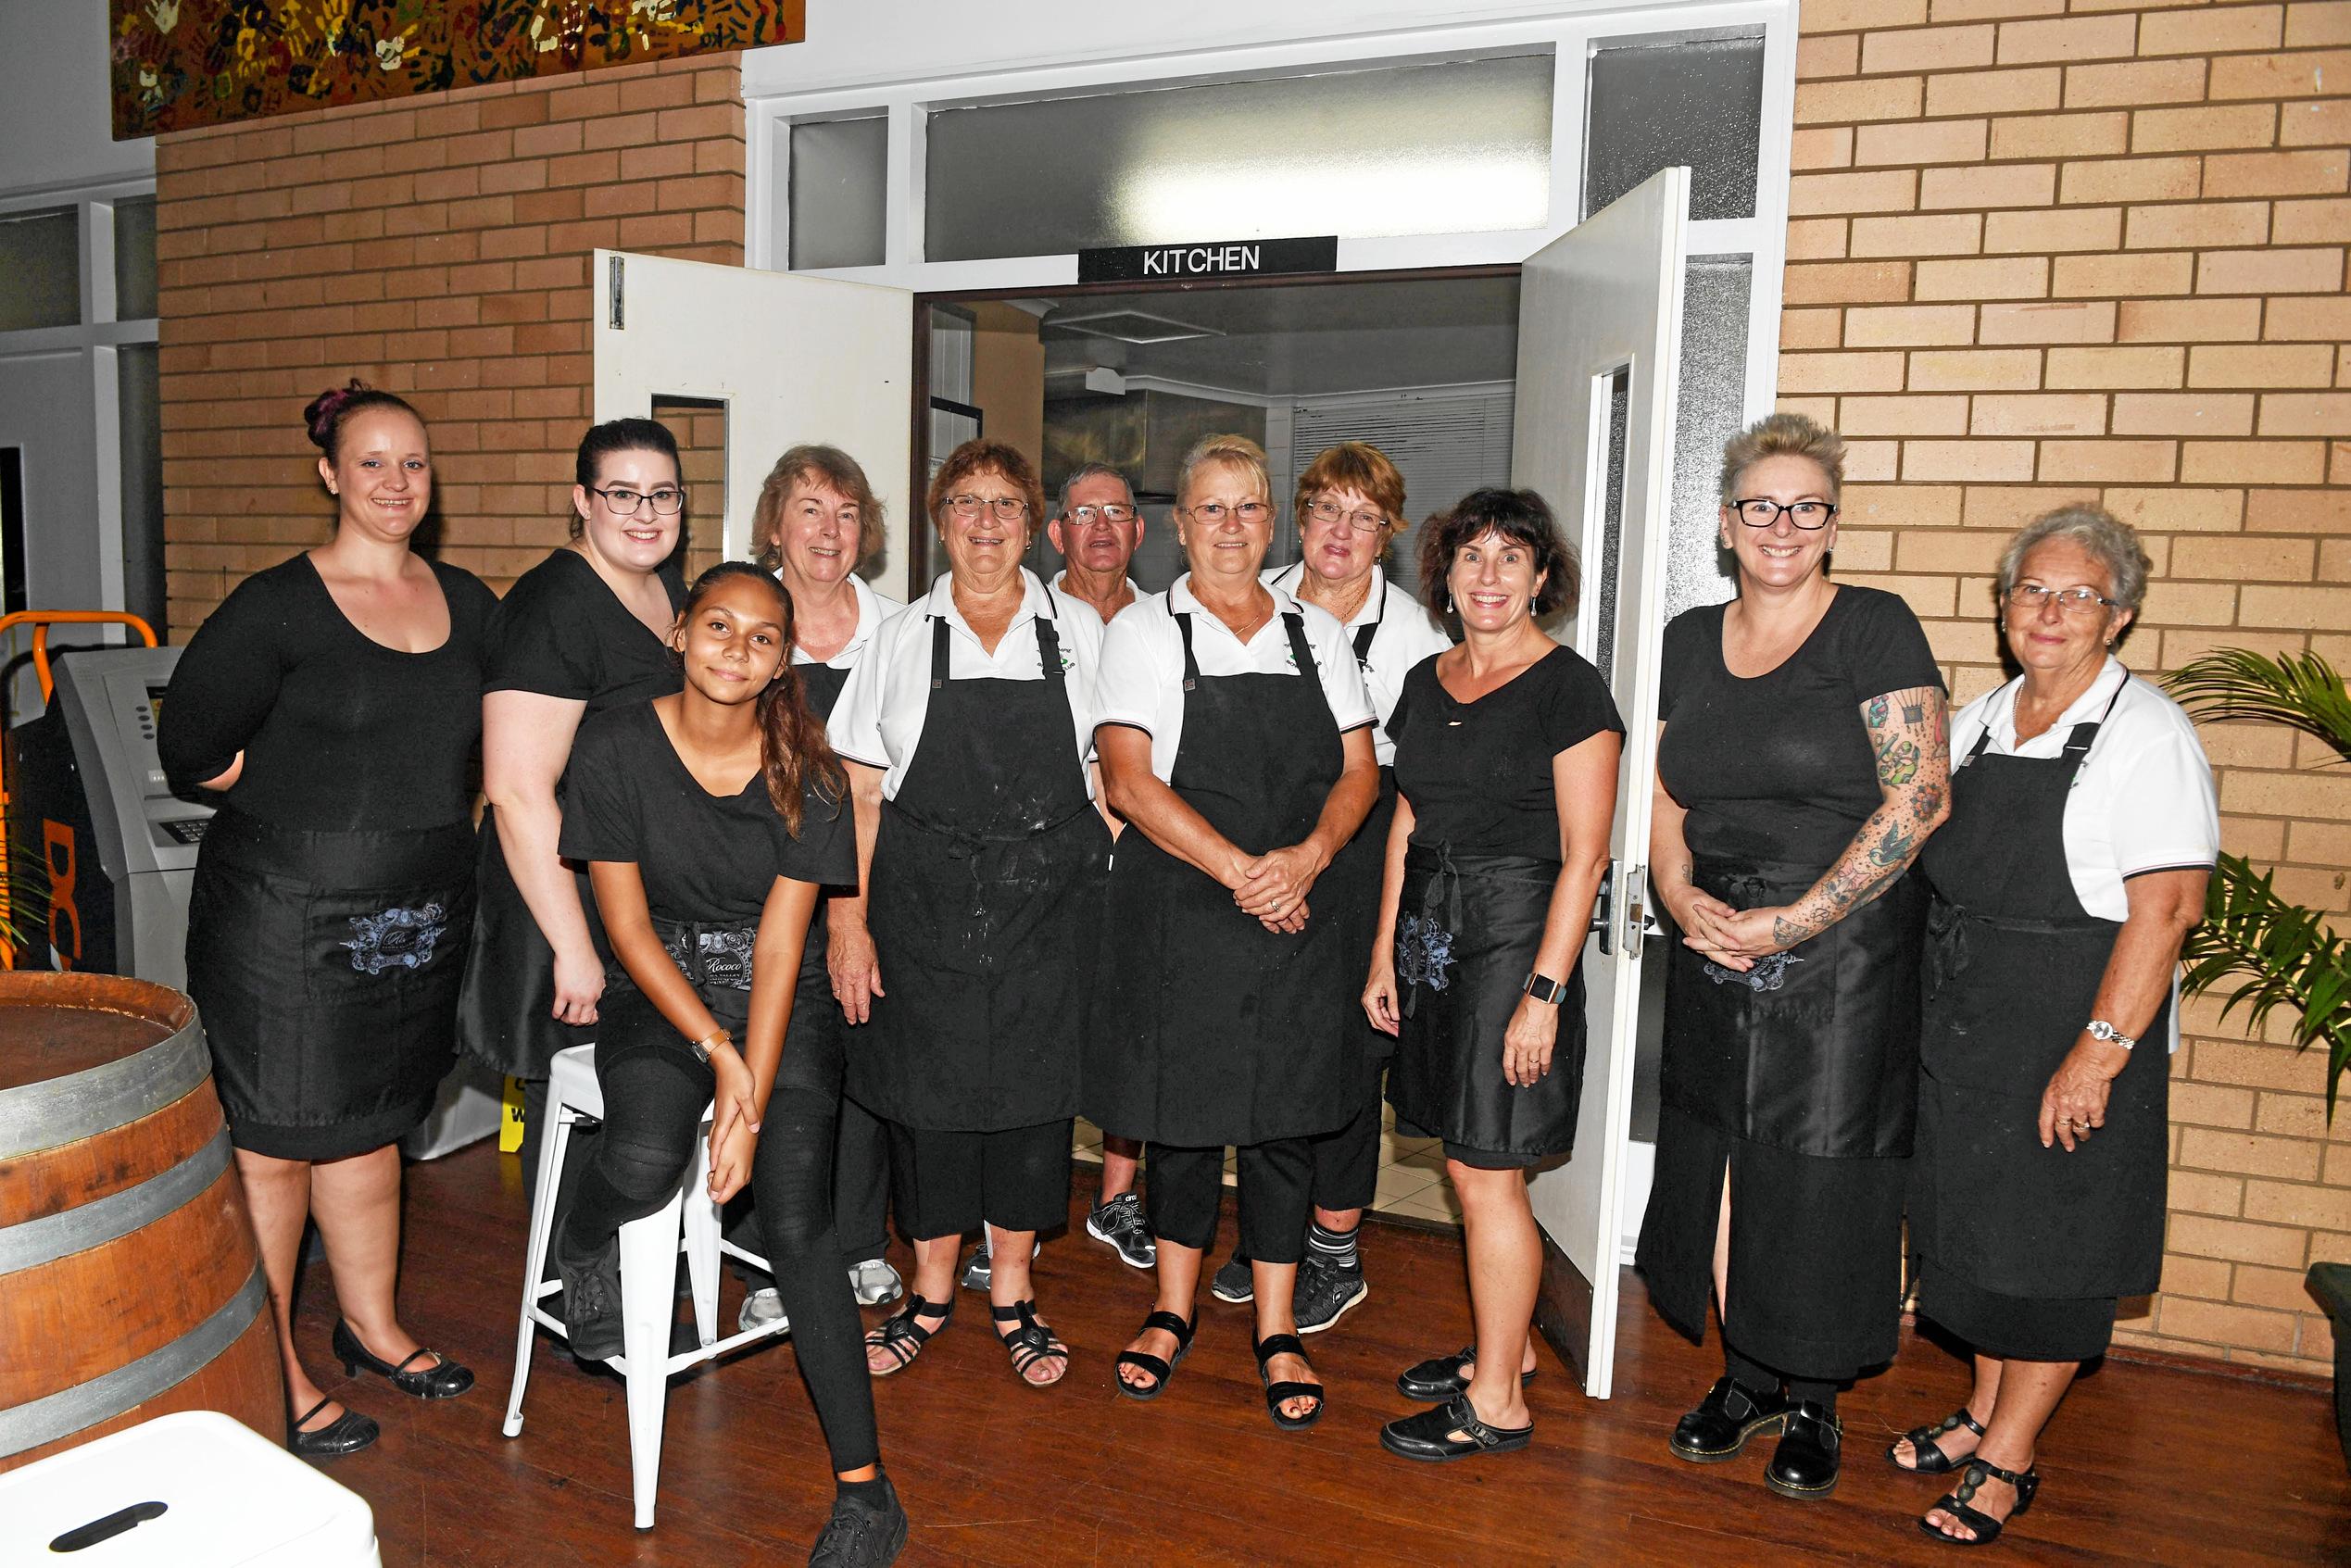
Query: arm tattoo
[{"left": 1774, "top": 685, "right": 1951, "bottom": 947}]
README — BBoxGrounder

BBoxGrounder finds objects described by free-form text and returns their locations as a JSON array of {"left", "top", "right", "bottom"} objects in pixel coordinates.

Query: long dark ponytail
[{"left": 680, "top": 562, "right": 847, "bottom": 836}]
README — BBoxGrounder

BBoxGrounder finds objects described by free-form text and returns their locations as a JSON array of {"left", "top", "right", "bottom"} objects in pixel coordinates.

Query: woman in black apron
[
  {"left": 163, "top": 382, "right": 492, "bottom": 1457},
  {"left": 826, "top": 440, "right": 1112, "bottom": 1389},
  {"left": 1207, "top": 441, "right": 1452, "bottom": 1333},
  {"left": 553, "top": 563, "right": 905, "bottom": 1565},
  {"left": 1363, "top": 488, "right": 1622, "bottom": 1461},
  {"left": 1637, "top": 414, "right": 1950, "bottom": 1501},
  {"left": 1893, "top": 508, "right": 2213, "bottom": 1547},
  {"left": 728, "top": 444, "right": 908, "bottom": 1333},
  {"left": 457, "top": 420, "right": 687, "bottom": 1196},
  {"left": 1087, "top": 434, "right": 1380, "bottom": 1428}
]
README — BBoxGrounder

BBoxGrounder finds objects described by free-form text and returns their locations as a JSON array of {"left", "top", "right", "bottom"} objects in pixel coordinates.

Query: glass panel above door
[
  {"left": 924, "top": 53, "right": 1554, "bottom": 262},
  {"left": 113, "top": 196, "right": 158, "bottom": 321},
  {"left": 1583, "top": 31, "right": 1765, "bottom": 222},
  {"left": 789, "top": 114, "right": 888, "bottom": 270},
  {"left": 0, "top": 207, "right": 82, "bottom": 332}
]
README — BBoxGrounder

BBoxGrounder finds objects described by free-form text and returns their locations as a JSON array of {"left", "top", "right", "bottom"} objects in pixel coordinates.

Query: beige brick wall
[
  {"left": 154, "top": 54, "right": 748, "bottom": 631},
  {"left": 1791, "top": 0, "right": 2348, "bottom": 1374}
]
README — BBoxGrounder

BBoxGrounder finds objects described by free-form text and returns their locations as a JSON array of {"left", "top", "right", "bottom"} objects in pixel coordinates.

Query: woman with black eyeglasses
[
  {"left": 1636, "top": 413, "right": 1950, "bottom": 1503},
  {"left": 826, "top": 439, "right": 1112, "bottom": 1390}
]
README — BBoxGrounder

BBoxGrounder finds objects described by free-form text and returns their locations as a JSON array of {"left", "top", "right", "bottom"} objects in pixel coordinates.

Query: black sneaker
[
  {"left": 808, "top": 1476, "right": 909, "bottom": 1567},
  {"left": 556, "top": 1234, "right": 625, "bottom": 1363},
  {"left": 1669, "top": 1375, "right": 1791, "bottom": 1462},
  {"left": 1085, "top": 1191, "right": 1156, "bottom": 1269},
  {"left": 1209, "top": 1251, "right": 1253, "bottom": 1304},
  {"left": 1293, "top": 1254, "right": 1367, "bottom": 1336}
]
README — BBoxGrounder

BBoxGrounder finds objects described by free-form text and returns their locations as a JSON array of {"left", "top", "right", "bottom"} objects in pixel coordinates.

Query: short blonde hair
[
  {"left": 1176, "top": 433, "right": 1270, "bottom": 508},
  {"left": 1719, "top": 412, "right": 1846, "bottom": 505},
  {"left": 1996, "top": 504, "right": 2151, "bottom": 614}
]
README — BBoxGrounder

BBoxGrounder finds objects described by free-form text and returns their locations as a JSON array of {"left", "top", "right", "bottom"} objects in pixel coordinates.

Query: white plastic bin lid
[{"left": 0, "top": 1411, "right": 379, "bottom": 1567}]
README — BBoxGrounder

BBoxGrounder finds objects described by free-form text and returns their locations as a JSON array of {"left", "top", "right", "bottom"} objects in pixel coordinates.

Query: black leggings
[{"left": 560, "top": 987, "right": 879, "bottom": 1474}]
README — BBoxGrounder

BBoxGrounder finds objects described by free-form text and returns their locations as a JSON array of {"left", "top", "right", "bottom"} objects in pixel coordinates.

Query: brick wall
[
  {"left": 154, "top": 54, "right": 748, "bottom": 629},
  {"left": 1788, "top": 0, "right": 2348, "bottom": 1374}
]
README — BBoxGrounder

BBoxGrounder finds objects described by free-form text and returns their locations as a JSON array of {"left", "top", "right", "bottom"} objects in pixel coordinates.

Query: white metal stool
[{"left": 503, "top": 1043, "right": 787, "bottom": 1529}]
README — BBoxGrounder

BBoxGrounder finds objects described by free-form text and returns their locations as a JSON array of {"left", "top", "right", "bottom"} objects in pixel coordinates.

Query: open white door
[
  {"left": 1511, "top": 167, "right": 1688, "bottom": 1399},
  {"left": 593, "top": 251, "right": 915, "bottom": 598}
]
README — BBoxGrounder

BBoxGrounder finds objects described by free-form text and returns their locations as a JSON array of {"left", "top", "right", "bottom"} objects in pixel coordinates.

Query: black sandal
[
  {"left": 863, "top": 1292, "right": 951, "bottom": 1376},
  {"left": 1396, "top": 1346, "right": 1539, "bottom": 1402},
  {"left": 1379, "top": 1394, "right": 1534, "bottom": 1462},
  {"left": 1113, "top": 1309, "right": 1195, "bottom": 1401},
  {"left": 1921, "top": 1459, "right": 2041, "bottom": 1546},
  {"left": 1252, "top": 1332, "right": 1324, "bottom": 1430},
  {"left": 1889, "top": 1406, "right": 1986, "bottom": 1474},
  {"left": 992, "top": 1298, "right": 1070, "bottom": 1387}
]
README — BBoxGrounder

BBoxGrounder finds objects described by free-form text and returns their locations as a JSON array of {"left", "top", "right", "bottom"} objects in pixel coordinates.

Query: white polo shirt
[
  {"left": 827, "top": 569, "right": 1105, "bottom": 801},
  {"left": 1052, "top": 571, "right": 1142, "bottom": 622},
  {"left": 786, "top": 572, "right": 899, "bottom": 671},
  {"left": 1261, "top": 562, "right": 1452, "bottom": 767},
  {"left": 1093, "top": 572, "right": 1377, "bottom": 782}
]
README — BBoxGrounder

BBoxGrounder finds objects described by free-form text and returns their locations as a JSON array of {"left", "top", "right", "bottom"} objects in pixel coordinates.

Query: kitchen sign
[{"left": 1077, "top": 236, "right": 1339, "bottom": 283}]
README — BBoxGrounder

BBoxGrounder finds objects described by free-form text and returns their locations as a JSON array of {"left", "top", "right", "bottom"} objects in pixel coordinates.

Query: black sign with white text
[{"left": 1077, "top": 235, "right": 1339, "bottom": 283}]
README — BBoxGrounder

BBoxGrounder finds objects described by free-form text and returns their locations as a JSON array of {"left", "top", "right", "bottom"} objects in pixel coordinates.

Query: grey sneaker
[
  {"left": 848, "top": 1258, "right": 903, "bottom": 1308},
  {"left": 960, "top": 1238, "right": 1042, "bottom": 1292},
  {"left": 738, "top": 1286, "right": 788, "bottom": 1335},
  {"left": 1209, "top": 1251, "right": 1253, "bottom": 1304},
  {"left": 1085, "top": 1191, "right": 1156, "bottom": 1269},
  {"left": 807, "top": 1474, "right": 909, "bottom": 1567},
  {"left": 1293, "top": 1254, "right": 1368, "bottom": 1336}
]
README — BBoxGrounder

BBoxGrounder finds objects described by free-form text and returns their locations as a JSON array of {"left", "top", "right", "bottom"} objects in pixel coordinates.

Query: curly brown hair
[{"left": 1418, "top": 487, "right": 1578, "bottom": 619}]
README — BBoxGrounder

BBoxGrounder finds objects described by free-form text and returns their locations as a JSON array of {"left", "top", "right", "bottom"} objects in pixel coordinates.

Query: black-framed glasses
[
  {"left": 1184, "top": 500, "right": 1271, "bottom": 525},
  {"left": 2005, "top": 582, "right": 2118, "bottom": 615},
  {"left": 588, "top": 484, "right": 685, "bottom": 516},
  {"left": 1303, "top": 498, "right": 1389, "bottom": 533},
  {"left": 1731, "top": 498, "right": 1836, "bottom": 530},
  {"left": 947, "top": 494, "right": 1031, "bottom": 521},
  {"left": 1063, "top": 503, "right": 1138, "bottom": 526}
]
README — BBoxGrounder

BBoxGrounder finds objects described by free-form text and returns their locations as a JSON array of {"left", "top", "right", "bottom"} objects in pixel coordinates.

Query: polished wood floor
[{"left": 295, "top": 1144, "right": 2348, "bottom": 1566}]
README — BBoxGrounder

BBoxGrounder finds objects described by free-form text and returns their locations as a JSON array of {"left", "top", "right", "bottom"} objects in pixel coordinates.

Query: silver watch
[{"left": 2086, "top": 1019, "right": 2136, "bottom": 1052}]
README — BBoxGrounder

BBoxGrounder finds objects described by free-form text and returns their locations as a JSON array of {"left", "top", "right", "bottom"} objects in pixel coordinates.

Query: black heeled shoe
[
  {"left": 333, "top": 1320, "right": 475, "bottom": 1399},
  {"left": 287, "top": 1396, "right": 378, "bottom": 1458}
]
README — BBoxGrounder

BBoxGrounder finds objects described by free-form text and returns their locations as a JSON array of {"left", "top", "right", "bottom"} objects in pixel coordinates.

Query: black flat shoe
[
  {"left": 1395, "top": 1346, "right": 1539, "bottom": 1402},
  {"left": 333, "top": 1320, "right": 474, "bottom": 1399},
  {"left": 1922, "top": 1459, "right": 2040, "bottom": 1546},
  {"left": 809, "top": 1474, "right": 910, "bottom": 1567},
  {"left": 1379, "top": 1394, "right": 1533, "bottom": 1462},
  {"left": 286, "top": 1396, "right": 378, "bottom": 1459},
  {"left": 1889, "top": 1406, "right": 1985, "bottom": 1474},
  {"left": 1765, "top": 1400, "right": 1842, "bottom": 1499},
  {"left": 1114, "top": 1309, "right": 1195, "bottom": 1402},
  {"left": 1669, "top": 1375, "right": 1790, "bottom": 1462},
  {"left": 1252, "top": 1332, "right": 1325, "bottom": 1430}
]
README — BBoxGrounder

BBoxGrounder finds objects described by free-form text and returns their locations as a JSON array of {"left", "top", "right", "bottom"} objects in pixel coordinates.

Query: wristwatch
[
  {"left": 2085, "top": 1019, "right": 2136, "bottom": 1052},
  {"left": 1524, "top": 972, "right": 1569, "bottom": 1006},
  {"left": 690, "top": 1029, "right": 733, "bottom": 1064}
]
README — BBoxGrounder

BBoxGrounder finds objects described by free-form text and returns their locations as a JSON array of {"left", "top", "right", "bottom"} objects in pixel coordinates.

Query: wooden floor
[{"left": 295, "top": 1144, "right": 2349, "bottom": 1566}]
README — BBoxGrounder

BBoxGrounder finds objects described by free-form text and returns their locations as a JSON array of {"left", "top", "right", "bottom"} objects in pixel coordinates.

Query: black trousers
[
  {"left": 1305, "top": 1056, "right": 1386, "bottom": 1213},
  {"left": 835, "top": 1094, "right": 894, "bottom": 1261},
  {"left": 1147, "top": 1138, "right": 1312, "bottom": 1264},
  {"left": 884, "top": 1116, "right": 1073, "bottom": 1239}
]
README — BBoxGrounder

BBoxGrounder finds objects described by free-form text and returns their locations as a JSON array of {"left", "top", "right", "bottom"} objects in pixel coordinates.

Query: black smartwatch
[{"left": 1523, "top": 972, "right": 1568, "bottom": 1005}]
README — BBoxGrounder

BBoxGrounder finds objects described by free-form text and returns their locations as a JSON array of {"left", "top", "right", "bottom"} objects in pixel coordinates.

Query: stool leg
[
  {"left": 618, "top": 1186, "right": 687, "bottom": 1529},
  {"left": 504, "top": 1108, "right": 573, "bottom": 1438},
  {"left": 683, "top": 1120, "right": 720, "bottom": 1348}
]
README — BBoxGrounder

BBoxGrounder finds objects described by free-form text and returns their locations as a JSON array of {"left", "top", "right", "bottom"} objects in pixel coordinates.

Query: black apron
[
  {"left": 187, "top": 807, "right": 475, "bottom": 1160},
  {"left": 1315, "top": 599, "right": 1400, "bottom": 1062},
  {"left": 1083, "top": 611, "right": 1354, "bottom": 1147},
  {"left": 851, "top": 614, "right": 1111, "bottom": 1132},
  {"left": 778, "top": 657, "right": 855, "bottom": 1098},
  {"left": 1913, "top": 684, "right": 2168, "bottom": 1300}
]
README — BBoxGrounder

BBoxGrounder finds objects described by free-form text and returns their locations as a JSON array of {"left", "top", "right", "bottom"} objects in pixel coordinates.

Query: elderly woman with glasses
[
  {"left": 826, "top": 438, "right": 1112, "bottom": 1389},
  {"left": 1892, "top": 506, "right": 2214, "bottom": 1547},
  {"left": 1637, "top": 413, "right": 1950, "bottom": 1503}
]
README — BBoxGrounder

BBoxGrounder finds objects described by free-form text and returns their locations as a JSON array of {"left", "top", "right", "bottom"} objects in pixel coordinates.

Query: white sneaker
[
  {"left": 848, "top": 1257, "right": 903, "bottom": 1307},
  {"left": 737, "top": 1287, "right": 787, "bottom": 1334}
]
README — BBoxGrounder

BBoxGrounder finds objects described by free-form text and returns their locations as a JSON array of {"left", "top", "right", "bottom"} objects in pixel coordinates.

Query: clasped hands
[
  {"left": 1228, "top": 843, "right": 1325, "bottom": 934},
  {"left": 1671, "top": 889, "right": 1798, "bottom": 972}
]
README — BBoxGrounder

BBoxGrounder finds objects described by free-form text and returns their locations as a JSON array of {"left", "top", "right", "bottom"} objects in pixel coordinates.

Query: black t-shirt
[
  {"left": 483, "top": 547, "right": 685, "bottom": 715},
  {"left": 559, "top": 700, "right": 855, "bottom": 926},
  {"left": 1389, "top": 645, "right": 1624, "bottom": 862},
  {"left": 159, "top": 554, "right": 498, "bottom": 832},
  {"left": 1656, "top": 585, "right": 1943, "bottom": 868}
]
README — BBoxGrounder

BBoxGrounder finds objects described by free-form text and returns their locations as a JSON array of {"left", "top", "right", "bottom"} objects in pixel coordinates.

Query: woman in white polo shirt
[
  {"left": 827, "top": 439, "right": 1110, "bottom": 1391},
  {"left": 1893, "top": 505, "right": 2216, "bottom": 1547},
  {"left": 1088, "top": 433, "right": 1380, "bottom": 1429}
]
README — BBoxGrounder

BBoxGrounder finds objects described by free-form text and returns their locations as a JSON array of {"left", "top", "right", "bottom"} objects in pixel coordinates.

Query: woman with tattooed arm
[{"left": 1635, "top": 414, "right": 1950, "bottom": 1504}]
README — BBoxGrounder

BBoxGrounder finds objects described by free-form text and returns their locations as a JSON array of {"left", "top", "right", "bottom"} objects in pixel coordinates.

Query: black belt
[{"left": 649, "top": 917, "right": 759, "bottom": 990}]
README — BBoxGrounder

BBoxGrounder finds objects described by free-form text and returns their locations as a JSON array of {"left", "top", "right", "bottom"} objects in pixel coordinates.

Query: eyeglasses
[
  {"left": 1304, "top": 498, "right": 1389, "bottom": 533},
  {"left": 947, "top": 494, "right": 1031, "bottom": 521},
  {"left": 2005, "top": 582, "right": 2118, "bottom": 615},
  {"left": 1731, "top": 498, "right": 1836, "bottom": 530},
  {"left": 1184, "top": 500, "right": 1271, "bottom": 525},
  {"left": 1063, "top": 503, "right": 1138, "bottom": 526},
  {"left": 589, "top": 484, "right": 685, "bottom": 516}
]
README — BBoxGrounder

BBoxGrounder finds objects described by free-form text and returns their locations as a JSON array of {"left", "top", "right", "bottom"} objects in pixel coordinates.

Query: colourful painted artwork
[{"left": 110, "top": 1, "right": 804, "bottom": 138}]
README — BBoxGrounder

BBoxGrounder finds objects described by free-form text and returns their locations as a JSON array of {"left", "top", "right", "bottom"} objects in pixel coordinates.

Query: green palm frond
[
  {"left": 2181, "top": 854, "right": 2351, "bottom": 1118},
  {"left": 2166, "top": 648, "right": 2351, "bottom": 764}
]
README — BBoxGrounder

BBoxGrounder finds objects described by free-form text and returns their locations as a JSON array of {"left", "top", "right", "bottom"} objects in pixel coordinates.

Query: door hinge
[{"left": 609, "top": 254, "right": 624, "bottom": 330}]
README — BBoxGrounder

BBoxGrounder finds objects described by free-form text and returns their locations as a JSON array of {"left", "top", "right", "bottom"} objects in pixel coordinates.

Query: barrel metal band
[
  {"left": 0, "top": 1128, "right": 233, "bottom": 1277},
  {"left": 0, "top": 1020, "right": 209, "bottom": 1160},
  {"left": 0, "top": 1263, "right": 267, "bottom": 1459}
]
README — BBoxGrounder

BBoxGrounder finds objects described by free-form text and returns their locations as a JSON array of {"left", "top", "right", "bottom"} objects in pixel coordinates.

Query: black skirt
[
  {"left": 1917, "top": 1264, "right": 2118, "bottom": 1363},
  {"left": 453, "top": 805, "right": 598, "bottom": 1079},
  {"left": 186, "top": 808, "right": 474, "bottom": 1160}
]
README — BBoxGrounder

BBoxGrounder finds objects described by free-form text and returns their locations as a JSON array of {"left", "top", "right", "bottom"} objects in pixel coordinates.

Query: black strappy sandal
[
  {"left": 1113, "top": 1309, "right": 1195, "bottom": 1401},
  {"left": 863, "top": 1292, "right": 952, "bottom": 1376},
  {"left": 1253, "top": 1332, "right": 1325, "bottom": 1431},
  {"left": 991, "top": 1298, "right": 1070, "bottom": 1387},
  {"left": 1889, "top": 1407, "right": 1986, "bottom": 1474},
  {"left": 1922, "top": 1459, "right": 2041, "bottom": 1546}
]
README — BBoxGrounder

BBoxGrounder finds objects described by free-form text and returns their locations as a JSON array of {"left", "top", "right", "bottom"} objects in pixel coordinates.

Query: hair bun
[{"left": 302, "top": 378, "right": 371, "bottom": 451}]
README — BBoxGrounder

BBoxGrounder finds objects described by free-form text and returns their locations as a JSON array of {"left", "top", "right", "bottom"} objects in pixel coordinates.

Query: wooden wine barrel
[{"left": 0, "top": 972, "right": 283, "bottom": 1472}]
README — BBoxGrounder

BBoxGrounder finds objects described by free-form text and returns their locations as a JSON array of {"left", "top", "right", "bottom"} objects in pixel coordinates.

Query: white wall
[{"left": 0, "top": 0, "right": 154, "bottom": 199}]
